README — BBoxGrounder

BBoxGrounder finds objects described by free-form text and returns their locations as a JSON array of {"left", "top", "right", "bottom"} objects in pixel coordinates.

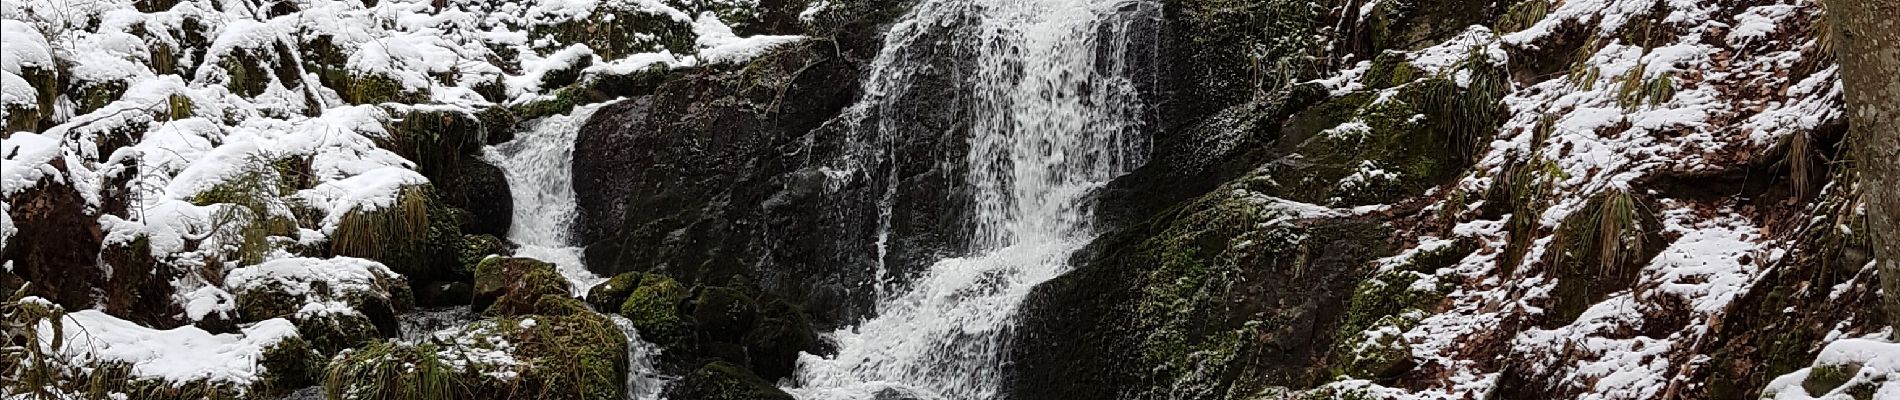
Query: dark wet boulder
[
  {"left": 101, "top": 234, "right": 186, "bottom": 329},
  {"left": 416, "top": 280, "right": 475, "bottom": 307},
  {"left": 673, "top": 361, "right": 796, "bottom": 400},
  {"left": 691, "top": 286, "right": 759, "bottom": 343},
  {"left": 573, "top": 40, "right": 882, "bottom": 325},
  {"left": 573, "top": 13, "right": 978, "bottom": 327},
  {"left": 743, "top": 298, "right": 824, "bottom": 380}
]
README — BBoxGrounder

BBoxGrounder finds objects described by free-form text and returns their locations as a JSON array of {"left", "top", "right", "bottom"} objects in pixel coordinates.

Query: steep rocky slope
[{"left": 1009, "top": 0, "right": 1890, "bottom": 399}]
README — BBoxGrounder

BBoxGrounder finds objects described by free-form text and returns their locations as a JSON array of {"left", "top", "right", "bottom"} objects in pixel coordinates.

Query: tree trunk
[{"left": 1825, "top": 0, "right": 1900, "bottom": 332}]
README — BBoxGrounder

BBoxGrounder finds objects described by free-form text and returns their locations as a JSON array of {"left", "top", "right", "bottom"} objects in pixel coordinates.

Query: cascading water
[
  {"left": 485, "top": 104, "right": 611, "bottom": 290},
  {"left": 790, "top": 0, "right": 1153, "bottom": 398},
  {"left": 484, "top": 103, "right": 670, "bottom": 400}
]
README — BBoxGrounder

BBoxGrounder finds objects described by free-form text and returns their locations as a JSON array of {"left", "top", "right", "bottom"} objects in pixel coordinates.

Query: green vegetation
[
  {"left": 331, "top": 185, "right": 433, "bottom": 274},
  {"left": 1543, "top": 189, "right": 1657, "bottom": 327},
  {"left": 323, "top": 341, "right": 466, "bottom": 400}
]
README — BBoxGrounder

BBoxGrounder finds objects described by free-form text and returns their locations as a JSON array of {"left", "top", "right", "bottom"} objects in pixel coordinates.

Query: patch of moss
[
  {"left": 456, "top": 234, "right": 506, "bottom": 276},
  {"left": 292, "top": 311, "right": 382, "bottom": 356},
  {"left": 73, "top": 80, "right": 128, "bottom": 116},
  {"left": 1327, "top": 314, "right": 1416, "bottom": 381},
  {"left": 1329, "top": 241, "right": 1473, "bottom": 366},
  {"left": 167, "top": 94, "right": 194, "bottom": 121},
  {"left": 254, "top": 333, "right": 321, "bottom": 394},
  {"left": 342, "top": 73, "right": 427, "bottom": 105},
  {"left": 220, "top": 49, "right": 271, "bottom": 98},
  {"left": 380, "top": 107, "right": 486, "bottom": 179},
  {"left": 1802, "top": 362, "right": 1861, "bottom": 397}
]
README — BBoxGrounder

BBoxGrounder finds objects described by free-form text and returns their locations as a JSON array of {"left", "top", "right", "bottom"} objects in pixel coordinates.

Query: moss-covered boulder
[
  {"left": 617, "top": 273, "right": 692, "bottom": 349},
  {"left": 471, "top": 256, "right": 572, "bottom": 316},
  {"left": 1328, "top": 314, "right": 1416, "bottom": 381},
  {"left": 673, "top": 361, "right": 796, "bottom": 400},
  {"left": 226, "top": 257, "right": 414, "bottom": 354},
  {"left": 587, "top": 272, "right": 642, "bottom": 311},
  {"left": 1327, "top": 240, "right": 1470, "bottom": 367}
]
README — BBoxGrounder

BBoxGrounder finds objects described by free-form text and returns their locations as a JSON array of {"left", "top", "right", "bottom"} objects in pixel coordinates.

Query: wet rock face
[{"left": 573, "top": 41, "right": 870, "bottom": 324}]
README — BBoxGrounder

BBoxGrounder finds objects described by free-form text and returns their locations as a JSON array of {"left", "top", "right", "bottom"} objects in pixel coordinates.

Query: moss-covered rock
[
  {"left": 72, "top": 80, "right": 128, "bottom": 116},
  {"left": 471, "top": 256, "right": 572, "bottom": 316},
  {"left": 617, "top": 273, "right": 692, "bottom": 349},
  {"left": 673, "top": 361, "right": 796, "bottom": 400},
  {"left": 1260, "top": 65, "right": 1505, "bottom": 207},
  {"left": 253, "top": 334, "right": 322, "bottom": 396},
  {"left": 330, "top": 184, "right": 437, "bottom": 275},
  {"left": 291, "top": 310, "right": 382, "bottom": 356},
  {"left": 587, "top": 272, "right": 642, "bottom": 311},
  {"left": 1802, "top": 362, "right": 1864, "bottom": 397},
  {"left": 1328, "top": 314, "right": 1416, "bottom": 381},
  {"left": 1014, "top": 187, "right": 1391, "bottom": 400},
  {"left": 227, "top": 257, "right": 412, "bottom": 354}
]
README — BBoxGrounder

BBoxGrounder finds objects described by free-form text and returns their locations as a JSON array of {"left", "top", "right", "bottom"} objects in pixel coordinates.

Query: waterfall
[
  {"left": 790, "top": 0, "right": 1154, "bottom": 398},
  {"left": 485, "top": 104, "right": 612, "bottom": 293},
  {"left": 484, "top": 103, "right": 672, "bottom": 400}
]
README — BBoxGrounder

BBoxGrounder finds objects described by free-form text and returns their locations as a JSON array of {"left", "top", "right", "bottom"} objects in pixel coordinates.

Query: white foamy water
[
  {"left": 789, "top": 0, "right": 1152, "bottom": 398},
  {"left": 484, "top": 103, "right": 612, "bottom": 295},
  {"left": 485, "top": 103, "right": 672, "bottom": 399}
]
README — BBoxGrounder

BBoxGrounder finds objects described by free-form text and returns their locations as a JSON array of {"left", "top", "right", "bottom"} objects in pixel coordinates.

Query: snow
[
  {"left": 1764, "top": 336, "right": 1900, "bottom": 400},
  {"left": 690, "top": 12, "right": 805, "bottom": 65},
  {"left": 297, "top": 166, "right": 428, "bottom": 233},
  {"left": 225, "top": 256, "right": 399, "bottom": 300},
  {"left": 37, "top": 310, "right": 302, "bottom": 388}
]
